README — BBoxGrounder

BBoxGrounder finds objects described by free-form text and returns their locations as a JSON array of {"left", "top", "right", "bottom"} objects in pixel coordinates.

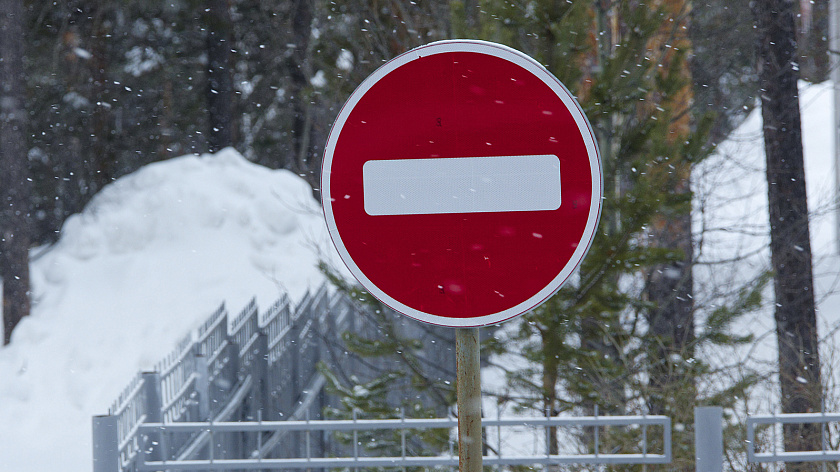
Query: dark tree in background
[
  {"left": 753, "top": 0, "right": 822, "bottom": 465},
  {"left": 0, "top": 0, "right": 31, "bottom": 345},
  {"left": 644, "top": 0, "right": 696, "bottom": 425},
  {"left": 205, "top": 0, "right": 234, "bottom": 152},
  {"left": 796, "top": 0, "right": 830, "bottom": 82},
  {"left": 286, "top": 0, "right": 313, "bottom": 174},
  {"left": 689, "top": 1, "right": 759, "bottom": 145}
]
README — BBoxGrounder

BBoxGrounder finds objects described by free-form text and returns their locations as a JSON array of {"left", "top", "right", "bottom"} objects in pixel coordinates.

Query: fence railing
[
  {"left": 95, "top": 283, "right": 840, "bottom": 471},
  {"left": 93, "top": 283, "right": 343, "bottom": 472},
  {"left": 747, "top": 412, "right": 840, "bottom": 463},
  {"left": 130, "top": 414, "right": 671, "bottom": 470}
]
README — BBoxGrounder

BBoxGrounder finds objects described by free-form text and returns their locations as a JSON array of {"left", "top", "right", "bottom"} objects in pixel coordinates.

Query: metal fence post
[
  {"left": 695, "top": 406, "right": 723, "bottom": 472},
  {"left": 195, "top": 354, "right": 212, "bottom": 420},
  {"left": 142, "top": 371, "right": 164, "bottom": 462},
  {"left": 92, "top": 415, "right": 120, "bottom": 472}
]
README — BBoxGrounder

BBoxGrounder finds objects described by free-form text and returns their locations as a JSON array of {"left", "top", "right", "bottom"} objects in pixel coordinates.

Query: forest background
[{"left": 1, "top": 0, "right": 839, "bottom": 470}]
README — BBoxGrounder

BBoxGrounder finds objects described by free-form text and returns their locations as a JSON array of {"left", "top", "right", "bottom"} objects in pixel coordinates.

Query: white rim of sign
[{"left": 322, "top": 39, "right": 603, "bottom": 328}]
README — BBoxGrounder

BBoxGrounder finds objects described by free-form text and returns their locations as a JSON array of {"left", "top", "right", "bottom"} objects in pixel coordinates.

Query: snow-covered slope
[{"left": 0, "top": 148, "right": 339, "bottom": 472}]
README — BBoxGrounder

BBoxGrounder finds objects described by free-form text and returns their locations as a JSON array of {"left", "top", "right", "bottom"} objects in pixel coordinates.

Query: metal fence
[
  {"left": 93, "top": 284, "right": 840, "bottom": 471},
  {"left": 93, "top": 283, "right": 344, "bottom": 472},
  {"left": 747, "top": 412, "right": 840, "bottom": 463},
  {"left": 130, "top": 414, "right": 671, "bottom": 470},
  {"left": 94, "top": 283, "right": 681, "bottom": 471}
]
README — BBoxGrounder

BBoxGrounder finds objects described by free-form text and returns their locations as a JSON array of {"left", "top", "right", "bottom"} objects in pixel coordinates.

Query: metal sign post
[{"left": 456, "top": 328, "right": 482, "bottom": 472}]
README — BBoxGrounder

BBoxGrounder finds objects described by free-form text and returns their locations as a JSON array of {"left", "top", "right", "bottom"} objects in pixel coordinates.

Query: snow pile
[{"left": 0, "top": 148, "right": 339, "bottom": 472}]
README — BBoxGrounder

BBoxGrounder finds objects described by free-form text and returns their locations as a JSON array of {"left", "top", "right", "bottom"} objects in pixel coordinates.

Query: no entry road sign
[{"left": 322, "top": 40, "right": 602, "bottom": 327}]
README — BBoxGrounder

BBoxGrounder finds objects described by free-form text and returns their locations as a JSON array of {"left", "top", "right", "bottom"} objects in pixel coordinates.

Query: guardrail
[
  {"left": 93, "top": 284, "right": 342, "bottom": 472},
  {"left": 130, "top": 413, "right": 671, "bottom": 470},
  {"left": 747, "top": 412, "right": 840, "bottom": 463},
  {"left": 93, "top": 281, "right": 840, "bottom": 471}
]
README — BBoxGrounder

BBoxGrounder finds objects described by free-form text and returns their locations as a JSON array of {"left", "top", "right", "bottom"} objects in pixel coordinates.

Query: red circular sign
[{"left": 322, "top": 40, "right": 602, "bottom": 327}]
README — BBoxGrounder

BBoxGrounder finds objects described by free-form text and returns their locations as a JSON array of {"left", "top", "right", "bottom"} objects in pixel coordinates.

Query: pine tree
[{"left": 317, "top": 263, "right": 456, "bottom": 464}]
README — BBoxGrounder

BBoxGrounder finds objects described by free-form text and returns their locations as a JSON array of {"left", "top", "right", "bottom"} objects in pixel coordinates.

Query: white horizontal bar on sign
[{"left": 362, "top": 154, "right": 561, "bottom": 216}]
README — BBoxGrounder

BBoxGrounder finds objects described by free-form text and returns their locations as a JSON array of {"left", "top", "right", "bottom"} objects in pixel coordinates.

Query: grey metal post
[
  {"left": 252, "top": 332, "right": 269, "bottom": 418},
  {"left": 695, "top": 406, "right": 723, "bottom": 472},
  {"left": 142, "top": 371, "right": 164, "bottom": 462},
  {"left": 195, "top": 354, "right": 212, "bottom": 420},
  {"left": 92, "top": 415, "right": 119, "bottom": 472}
]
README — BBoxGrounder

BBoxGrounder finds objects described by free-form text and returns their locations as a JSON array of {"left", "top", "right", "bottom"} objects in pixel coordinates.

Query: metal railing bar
[
  {"left": 236, "top": 331, "right": 260, "bottom": 359},
  {"left": 746, "top": 419, "right": 757, "bottom": 463},
  {"left": 748, "top": 412, "right": 840, "bottom": 423},
  {"left": 400, "top": 408, "right": 406, "bottom": 460},
  {"left": 305, "top": 409, "right": 311, "bottom": 462},
  {"left": 197, "top": 308, "right": 227, "bottom": 343},
  {"left": 159, "top": 346, "right": 195, "bottom": 378},
  {"left": 205, "top": 339, "right": 230, "bottom": 366},
  {"left": 137, "top": 453, "right": 672, "bottom": 470},
  {"left": 160, "top": 373, "right": 198, "bottom": 414},
  {"left": 594, "top": 404, "right": 600, "bottom": 458},
  {"left": 230, "top": 299, "right": 257, "bottom": 331},
  {"left": 352, "top": 409, "right": 359, "bottom": 461},
  {"left": 118, "top": 413, "right": 148, "bottom": 452},
  {"left": 745, "top": 413, "right": 840, "bottom": 463},
  {"left": 751, "top": 451, "right": 840, "bottom": 462},
  {"left": 141, "top": 415, "right": 671, "bottom": 433},
  {"left": 172, "top": 375, "right": 253, "bottom": 462},
  {"left": 254, "top": 373, "right": 327, "bottom": 456},
  {"left": 257, "top": 410, "right": 263, "bottom": 463},
  {"left": 111, "top": 379, "right": 147, "bottom": 417},
  {"left": 266, "top": 325, "right": 293, "bottom": 352}
]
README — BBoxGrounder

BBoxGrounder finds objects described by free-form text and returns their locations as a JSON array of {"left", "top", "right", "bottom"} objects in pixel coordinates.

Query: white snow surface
[
  {"left": 0, "top": 81, "right": 839, "bottom": 470},
  {"left": 0, "top": 148, "right": 340, "bottom": 472}
]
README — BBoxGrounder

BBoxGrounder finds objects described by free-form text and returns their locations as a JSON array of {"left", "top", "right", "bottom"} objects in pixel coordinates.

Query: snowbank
[{"left": 0, "top": 148, "right": 339, "bottom": 472}]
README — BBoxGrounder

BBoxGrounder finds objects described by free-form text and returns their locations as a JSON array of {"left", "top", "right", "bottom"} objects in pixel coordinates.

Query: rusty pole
[{"left": 456, "top": 327, "right": 482, "bottom": 472}]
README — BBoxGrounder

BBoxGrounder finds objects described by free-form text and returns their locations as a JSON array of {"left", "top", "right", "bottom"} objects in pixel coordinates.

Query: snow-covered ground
[{"left": 0, "top": 81, "right": 838, "bottom": 471}]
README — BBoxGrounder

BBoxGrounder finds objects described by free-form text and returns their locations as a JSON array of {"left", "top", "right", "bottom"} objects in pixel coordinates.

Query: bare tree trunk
[
  {"left": 206, "top": 0, "right": 234, "bottom": 152},
  {"left": 0, "top": 0, "right": 31, "bottom": 345},
  {"left": 753, "top": 0, "right": 823, "bottom": 468}
]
